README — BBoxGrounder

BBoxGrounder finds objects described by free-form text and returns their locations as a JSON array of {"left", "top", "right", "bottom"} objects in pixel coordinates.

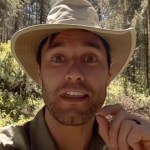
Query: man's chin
[
  {"left": 50, "top": 109, "right": 96, "bottom": 126},
  {"left": 46, "top": 100, "right": 103, "bottom": 126},
  {"left": 54, "top": 115, "right": 94, "bottom": 126}
]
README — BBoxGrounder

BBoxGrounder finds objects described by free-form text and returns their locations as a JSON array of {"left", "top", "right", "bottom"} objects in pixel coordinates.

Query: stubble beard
[{"left": 42, "top": 82, "right": 107, "bottom": 126}]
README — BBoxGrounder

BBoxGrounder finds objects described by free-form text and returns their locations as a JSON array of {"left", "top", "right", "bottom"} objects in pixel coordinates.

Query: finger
[
  {"left": 138, "top": 119, "right": 150, "bottom": 141},
  {"left": 99, "top": 104, "right": 146, "bottom": 149},
  {"left": 96, "top": 115, "right": 111, "bottom": 149},
  {"left": 108, "top": 109, "right": 128, "bottom": 149},
  {"left": 99, "top": 104, "right": 123, "bottom": 116},
  {"left": 127, "top": 120, "right": 150, "bottom": 150},
  {"left": 118, "top": 120, "right": 137, "bottom": 150},
  {"left": 127, "top": 123, "right": 143, "bottom": 150},
  {"left": 128, "top": 143, "right": 141, "bottom": 150},
  {"left": 99, "top": 104, "right": 132, "bottom": 149}
]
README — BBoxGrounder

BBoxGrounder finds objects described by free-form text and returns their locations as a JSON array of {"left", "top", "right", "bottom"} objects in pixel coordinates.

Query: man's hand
[{"left": 96, "top": 104, "right": 150, "bottom": 150}]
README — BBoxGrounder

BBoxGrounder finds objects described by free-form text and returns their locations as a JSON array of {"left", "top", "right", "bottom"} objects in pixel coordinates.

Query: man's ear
[{"left": 37, "top": 65, "right": 42, "bottom": 86}]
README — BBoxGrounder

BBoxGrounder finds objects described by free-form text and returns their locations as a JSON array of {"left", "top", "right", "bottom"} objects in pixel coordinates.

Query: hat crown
[{"left": 46, "top": 0, "right": 101, "bottom": 28}]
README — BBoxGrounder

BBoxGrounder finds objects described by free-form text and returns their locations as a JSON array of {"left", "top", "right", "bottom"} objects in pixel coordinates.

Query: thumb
[{"left": 96, "top": 115, "right": 111, "bottom": 149}]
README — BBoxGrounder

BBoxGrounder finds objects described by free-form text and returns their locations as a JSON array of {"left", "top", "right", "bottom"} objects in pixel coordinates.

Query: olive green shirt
[{"left": 0, "top": 108, "right": 108, "bottom": 150}]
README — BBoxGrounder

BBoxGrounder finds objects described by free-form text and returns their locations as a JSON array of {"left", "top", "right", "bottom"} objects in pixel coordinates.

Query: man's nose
[{"left": 65, "top": 63, "right": 85, "bottom": 82}]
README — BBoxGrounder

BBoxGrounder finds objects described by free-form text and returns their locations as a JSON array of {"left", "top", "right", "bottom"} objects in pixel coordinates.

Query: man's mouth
[
  {"left": 60, "top": 90, "right": 90, "bottom": 101},
  {"left": 65, "top": 91, "right": 88, "bottom": 98}
]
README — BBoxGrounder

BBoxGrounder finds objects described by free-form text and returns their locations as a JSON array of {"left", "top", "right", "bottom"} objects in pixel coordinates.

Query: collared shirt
[{"left": 0, "top": 107, "right": 108, "bottom": 150}]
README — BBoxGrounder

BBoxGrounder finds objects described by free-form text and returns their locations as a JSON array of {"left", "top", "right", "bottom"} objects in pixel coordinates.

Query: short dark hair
[
  {"left": 36, "top": 34, "right": 57, "bottom": 66},
  {"left": 36, "top": 33, "right": 111, "bottom": 68},
  {"left": 36, "top": 36, "right": 48, "bottom": 66},
  {"left": 100, "top": 37, "right": 111, "bottom": 68}
]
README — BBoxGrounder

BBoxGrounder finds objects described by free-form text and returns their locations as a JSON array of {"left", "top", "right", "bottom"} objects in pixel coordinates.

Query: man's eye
[
  {"left": 84, "top": 55, "right": 97, "bottom": 63},
  {"left": 52, "top": 55, "right": 65, "bottom": 63}
]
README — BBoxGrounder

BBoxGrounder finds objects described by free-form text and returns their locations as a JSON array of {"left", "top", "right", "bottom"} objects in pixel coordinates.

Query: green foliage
[
  {"left": 107, "top": 76, "right": 149, "bottom": 105},
  {"left": 0, "top": 42, "right": 44, "bottom": 126},
  {"left": 106, "top": 77, "right": 150, "bottom": 122}
]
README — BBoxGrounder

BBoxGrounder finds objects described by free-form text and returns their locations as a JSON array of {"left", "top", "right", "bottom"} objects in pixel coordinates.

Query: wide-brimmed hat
[{"left": 11, "top": 0, "right": 136, "bottom": 84}]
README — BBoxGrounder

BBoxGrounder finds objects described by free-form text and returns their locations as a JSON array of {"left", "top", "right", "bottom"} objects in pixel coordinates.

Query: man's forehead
[
  {"left": 50, "top": 29, "right": 101, "bottom": 41},
  {"left": 44, "top": 29, "right": 104, "bottom": 50},
  {"left": 41, "top": 29, "right": 106, "bottom": 54}
]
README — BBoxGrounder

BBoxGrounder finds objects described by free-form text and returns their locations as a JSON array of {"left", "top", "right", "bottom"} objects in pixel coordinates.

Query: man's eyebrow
[
  {"left": 47, "top": 33, "right": 65, "bottom": 49},
  {"left": 48, "top": 41, "right": 65, "bottom": 49},
  {"left": 82, "top": 41, "right": 102, "bottom": 50}
]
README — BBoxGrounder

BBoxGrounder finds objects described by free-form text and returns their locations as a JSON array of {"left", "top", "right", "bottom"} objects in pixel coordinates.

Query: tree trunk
[{"left": 144, "top": 9, "right": 149, "bottom": 90}]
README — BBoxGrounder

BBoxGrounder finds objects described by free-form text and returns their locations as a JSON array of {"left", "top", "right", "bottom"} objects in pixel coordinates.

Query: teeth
[{"left": 66, "top": 91, "right": 85, "bottom": 96}]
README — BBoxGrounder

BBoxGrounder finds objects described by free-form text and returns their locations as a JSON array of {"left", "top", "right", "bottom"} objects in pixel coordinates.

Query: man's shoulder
[{"left": 0, "top": 122, "right": 31, "bottom": 150}]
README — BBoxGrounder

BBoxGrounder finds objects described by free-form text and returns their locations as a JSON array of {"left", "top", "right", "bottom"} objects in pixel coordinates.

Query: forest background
[{"left": 0, "top": 0, "right": 150, "bottom": 126}]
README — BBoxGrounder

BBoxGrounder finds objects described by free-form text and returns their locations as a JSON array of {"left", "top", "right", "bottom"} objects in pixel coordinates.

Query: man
[{"left": 0, "top": 0, "right": 150, "bottom": 150}]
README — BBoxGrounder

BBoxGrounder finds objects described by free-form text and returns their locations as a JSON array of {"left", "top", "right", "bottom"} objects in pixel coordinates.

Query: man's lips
[{"left": 59, "top": 90, "right": 90, "bottom": 102}]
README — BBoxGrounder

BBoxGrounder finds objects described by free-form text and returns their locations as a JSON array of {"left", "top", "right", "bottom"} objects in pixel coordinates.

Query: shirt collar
[
  {"left": 29, "top": 107, "right": 107, "bottom": 150},
  {"left": 30, "top": 107, "right": 58, "bottom": 150}
]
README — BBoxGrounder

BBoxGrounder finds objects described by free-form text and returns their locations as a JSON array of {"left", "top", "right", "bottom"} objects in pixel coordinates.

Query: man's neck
[{"left": 45, "top": 108, "right": 95, "bottom": 150}]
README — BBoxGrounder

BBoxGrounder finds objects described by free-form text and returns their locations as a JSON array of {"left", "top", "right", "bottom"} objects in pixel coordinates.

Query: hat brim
[{"left": 11, "top": 24, "right": 136, "bottom": 84}]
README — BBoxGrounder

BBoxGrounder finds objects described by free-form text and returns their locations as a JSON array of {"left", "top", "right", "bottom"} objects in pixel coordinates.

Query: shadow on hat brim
[{"left": 11, "top": 24, "right": 136, "bottom": 84}]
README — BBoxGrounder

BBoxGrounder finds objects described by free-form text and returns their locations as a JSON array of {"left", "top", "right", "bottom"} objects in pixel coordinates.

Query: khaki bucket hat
[{"left": 11, "top": 0, "right": 136, "bottom": 84}]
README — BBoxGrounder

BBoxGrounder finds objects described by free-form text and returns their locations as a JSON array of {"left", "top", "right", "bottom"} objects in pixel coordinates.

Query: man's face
[{"left": 38, "top": 29, "right": 111, "bottom": 126}]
